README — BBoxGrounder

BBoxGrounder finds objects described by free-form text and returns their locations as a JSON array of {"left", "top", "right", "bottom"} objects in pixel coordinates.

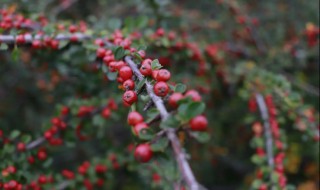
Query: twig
[
  {"left": 0, "top": 33, "right": 91, "bottom": 44},
  {"left": 255, "top": 93, "right": 275, "bottom": 188},
  {"left": 125, "top": 56, "right": 203, "bottom": 190}
]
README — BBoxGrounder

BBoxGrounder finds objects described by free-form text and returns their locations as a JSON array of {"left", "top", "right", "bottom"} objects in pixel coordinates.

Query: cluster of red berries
[
  {"left": 0, "top": 9, "right": 37, "bottom": 30},
  {"left": 265, "top": 95, "right": 287, "bottom": 188}
]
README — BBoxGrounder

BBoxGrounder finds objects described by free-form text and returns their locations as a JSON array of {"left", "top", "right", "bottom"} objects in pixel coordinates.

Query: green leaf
[
  {"left": 107, "top": 71, "right": 118, "bottom": 81},
  {"left": 136, "top": 16, "right": 148, "bottom": 28},
  {"left": 151, "top": 59, "right": 162, "bottom": 70},
  {"left": 251, "top": 155, "right": 265, "bottom": 165},
  {"left": 174, "top": 83, "right": 187, "bottom": 93},
  {"left": 151, "top": 137, "right": 169, "bottom": 152},
  {"left": 137, "top": 45, "right": 147, "bottom": 51},
  {"left": 59, "top": 40, "right": 69, "bottom": 49},
  {"left": 160, "top": 115, "right": 180, "bottom": 129},
  {"left": 43, "top": 158, "right": 53, "bottom": 168},
  {"left": 136, "top": 78, "right": 146, "bottom": 91},
  {"left": 114, "top": 46, "right": 125, "bottom": 61},
  {"left": 146, "top": 108, "right": 160, "bottom": 123},
  {"left": 178, "top": 102, "right": 205, "bottom": 121},
  {"left": 139, "top": 128, "right": 155, "bottom": 141},
  {"left": 21, "top": 135, "right": 31, "bottom": 143},
  {"left": 133, "top": 52, "right": 143, "bottom": 61},
  {"left": 108, "top": 18, "right": 122, "bottom": 30},
  {"left": 0, "top": 43, "right": 8, "bottom": 50},
  {"left": 10, "top": 130, "right": 21, "bottom": 139},
  {"left": 12, "top": 46, "right": 20, "bottom": 61},
  {"left": 191, "top": 132, "right": 210, "bottom": 143}
]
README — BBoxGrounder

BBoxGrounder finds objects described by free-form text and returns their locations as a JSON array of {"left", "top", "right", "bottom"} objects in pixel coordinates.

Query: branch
[
  {"left": 125, "top": 56, "right": 204, "bottom": 190},
  {"left": 255, "top": 94, "right": 275, "bottom": 181},
  {"left": 0, "top": 33, "right": 91, "bottom": 44}
]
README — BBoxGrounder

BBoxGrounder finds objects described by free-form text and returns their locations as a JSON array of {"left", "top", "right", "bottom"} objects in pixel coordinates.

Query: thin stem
[{"left": 125, "top": 56, "right": 203, "bottom": 190}]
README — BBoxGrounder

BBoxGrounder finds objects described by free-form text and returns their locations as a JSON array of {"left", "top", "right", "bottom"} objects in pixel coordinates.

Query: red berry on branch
[
  {"left": 140, "top": 59, "right": 152, "bottom": 76},
  {"left": 185, "top": 90, "right": 202, "bottom": 102},
  {"left": 133, "top": 122, "right": 148, "bottom": 136},
  {"left": 16, "top": 34, "right": 25, "bottom": 44},
  {"left": 62, "top": 170, "right": 75, "bottom": 179},
  {"left": 152, "top": 70, "right": 159, "bottom": 80},
  {"left": 153, "top": 81, "right": 169, "bottom": 97},
  {"left": 119, "top": 66, "right": 133, "bottom": 81},
  {"left": 32, "top": 40, "right": 42, "bottom": 49},
  {"left": 61, "top": 106, "right": 70, "bottom": 115},
  {"left": 96, "top": 48, "right": 106, "bottom": 58},
  {"left": 128, "top": 111, "right": 144, "bottom": 126},
  {"left": 168, "top": 93, "right": 184, "bottom": 108},
  {"left": 123, "top": 79, "right": 135, "bottom": 90},
  {"left": 37, "top": 150, "right": 47, "bottom": 161},
  {"left": 122, "top": 90, "right": 137, "bottom": 105},
  {"left": 189, "top": 115, "right": 208, "bottom": 131},
  {"left": 156, "top": 69, "right": 171, "bottom": 82},
  {"left": 28, "top": 156, "right": 35, "bottom": 164},
  {"left": 16, "top": 142, "right": 26, "bottom": 152},
  {"left": 95, "top": 164, "right": 107, "bottom": 173},
  {"left": 134, "top": 144, "right": 153, "bottom": 163},
  {"left": 69, "top": 25, "right": 77, "bottom": 33},
  {"left": 101, "top": 108, "right": 111, "bottom": 119}
]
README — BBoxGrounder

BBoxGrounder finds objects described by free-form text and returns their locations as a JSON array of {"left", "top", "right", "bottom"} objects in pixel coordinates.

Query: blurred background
[{"left": 0, "top": 0, "right": 319, "bottom": 189}]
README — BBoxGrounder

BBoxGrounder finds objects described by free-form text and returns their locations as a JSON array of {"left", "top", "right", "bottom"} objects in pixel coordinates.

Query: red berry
[
  {"left": 62, "top": 170, "right": 74, "bottom": 179},
  {"left": 122, "top": 90, "right": 137, "bottom": 105},
  {"left": 16, "top": 142, "right": 25, "bottom": 152},
  {"left": 258, "top": 184, "right": 267, "bottom": 190},
  {"left": 168, "top": 93, "right": 184, "bottom": 108},
  {"left": 95, "top": 164, "right": 107, "bottom": 173},
  {"left": 133, "top": 122, "right": 148, "bottom": 136},
  {"left": 96, "top": 48, "right": 106, "bottom": 58},
  {"left": 32, "top": 40, "right": 42, "bottom": 49},
  {"left": 156, "top": 69, "right": 171, "bottom": 82},
  {"left": 44, "top": 130, "right": 53, "bottom": 140},
  {"left": 28, "top": 156, "right": 35, "bottom": 164},
  {"left": 153, "top": 81, "right": 169, "bottom": 97},
  {"left": 101, "top": 108, "right": 111, "bottom": 119},
  {"left": 70, "top": 35, "right": 78, "bottom": 42},
  {"left": 189, "top": 115, "right": 208, "bottom": 131},
  {"left": 115, "top": 61, "right": 126, "bottom": 71},
  {"left": 123, "top": 79, "right": 135, "bottom": 90},
  {"left": 185, "top": 90, "right": 202, "bottom": 102},
  {"left": 140, "top": 59, "right": 152, "bottom": 76},
  {"left": 16, "top": 34, "right": 25, "bottom": 44},
  {"left": 128, "top": 111, "right": 144, "bottom": 126},
  {"left": 50, "top": 40, "right": 59, "bottom": 49},
  {"left": 38, "top": 175, "right": 47, "bottom": 184},
  {"left": 134, "top": 144, "right": 153, "bottom": 163},
  {"left": 152, "top": 70, "right": 159, "bottom": 79},
  {"left": 61, "top": 106, "right": 70, "bottom": 115},
  {"left": 119, "top": 66, "right": 133, "bottom": 81},
  {"left": 69, "top": 25, "right": 77, "bottom": 33},
  {"left": 37, "top": 150, "right": 47, "bottom": 161},
  {"left": 138, "top": 50, "right": 146, "bottom": 58}
]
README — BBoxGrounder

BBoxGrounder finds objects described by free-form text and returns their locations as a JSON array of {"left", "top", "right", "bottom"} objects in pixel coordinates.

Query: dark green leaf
[
  {"left": 139, "top": 128, "right": 155, "bottom": 140},
  {"left": 136, "top": 78, "right": 146, "bottom": 91},
  {"left": 160, "top": 115, "right": 180, "bottom": 129},
  {"left": 10, "top": 130, "right": 20, "bottom": 139},
  {"left": 191, "top": 132, "right": 210, "bottom": 143},
  {"left": 114, "top": 46, "right": 125, "bottom": 60},
  {"left": 174, "top": 83, "right": 187, "bottom": 93},
  {"left": 107, "top": 71, "right": 118, "bottom": 81},
  {"left": 151, "top": 59, "right": 162, "bottom": 70},
  {"left": 151, "top": 137, "right": 169, "bottom": 152}
]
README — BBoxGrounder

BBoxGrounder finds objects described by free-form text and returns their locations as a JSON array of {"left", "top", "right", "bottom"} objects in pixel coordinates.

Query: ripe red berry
[
  {"left": 152, "top": 70, "right": 159, "bottom": 80},
  {"left": 62, "top": 170, "right": 75, "bottom": 179},
  {"left": 123, "top": 79, "right": 135, "bottom": 90},
  {"left": 69, "top": 25, "right": 77, "bottom": 33},
  {"left": 185, "top": 90, "right": 202, "bottom": 102},
  {"left": 134, "top": 144, "right": 153, "bottom": 163},
  {"left": 61, "top": 106, "right": 70, "bottom": 115},
  {"left": 128, "top": 111, "right": 144, "bottom": 126},
  {"left": 153, "top": 81, "right": 169, "bottom": 97},
  {"left": 15, "top": 34, "right": 25, "bottom": 44},
  {"left": 156, "top": 69, "right": 171, "bottom": 82},
  {"left": 140, "top": 59, "right": 152, "bottom": 76},
  {"left": 119, "top": 66, "right": 133, "bottom": 81},
  {"left": 122, "top": 90, "right": 137, "bottom": 105},
  {"left": 28, "top": 156, "right": 35, "bottom": 164},
  {"left": 70, "top": 35, "right": 78, "bottom": 42},
  {"left": 168, "top": 93, "right": 184, "bottom": 108},
  {"left": 189, "top": 115, "right": 208, "bottom": 131},
  {"left": 101, "top": 108, "right": 111, "bottom": 119},
  {"left": 95, "top": 164, "right": 107, "bottom": 174},
  {"left": 37, "top": 150, "right": 47, "bottom": 160},
  {"left": 50, "top": 40, "right": 59, "bottom": 49},
  {"left": 96, "top": 48, "right": 106, "bottom": 58},
  {"left": 32, "top": 40, "right": 42, "bottom": 49},
  {"left": 133, "top": 122, "right": 148, "bottom": 136},
  {"left": 137, "top": 50, "right": 146, "bottom": 59},
  {"left": 16, "top": 142, "right": 26, "bottom": 152}
]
